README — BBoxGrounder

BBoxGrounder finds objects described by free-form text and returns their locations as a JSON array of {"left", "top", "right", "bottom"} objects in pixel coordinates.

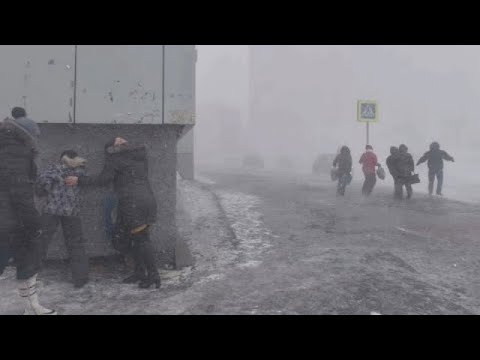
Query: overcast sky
[{"left": 196, "top": 45, "right": 480, "bottom": 171}]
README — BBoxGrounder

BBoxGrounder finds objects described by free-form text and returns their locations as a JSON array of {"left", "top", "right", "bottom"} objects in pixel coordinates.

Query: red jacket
[{"left": 359, "top": 151, "right": 378, "bottom": 175}]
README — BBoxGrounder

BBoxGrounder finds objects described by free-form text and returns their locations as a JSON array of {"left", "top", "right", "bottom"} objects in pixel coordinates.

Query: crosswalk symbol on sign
[{"left": 357, "top": 100, "right": 379, "bottom": 123}]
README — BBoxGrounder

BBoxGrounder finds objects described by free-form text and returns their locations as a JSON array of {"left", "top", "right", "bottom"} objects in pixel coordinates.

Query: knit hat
[
  {"left": 60, "top": 150, "right": 78, "bottom": 160},
  {"left": 11, "top": 107, "right": 27, "bottom": 119},
  {"left": 10, "top": 107, "right": 40, "bottom": 141},
  {"left": 61, "top": 150, "right": 86, "bottom": 168}
]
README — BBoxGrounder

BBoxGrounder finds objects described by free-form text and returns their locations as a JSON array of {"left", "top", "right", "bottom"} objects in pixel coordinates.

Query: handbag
[
  {"left": 376, "top": 166, "right": 386, "bottom": 180},
  {"left": 408, "top": 173, "right": 421, "bottom": 185},
  {"left": 330, "top": 168, "right": 339, "bottom": 182}
]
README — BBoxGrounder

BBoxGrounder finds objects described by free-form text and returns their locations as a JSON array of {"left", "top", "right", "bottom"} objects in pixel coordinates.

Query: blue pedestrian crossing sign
[{"left": 357, "top": 100, "right": 379, "bottom": 123}]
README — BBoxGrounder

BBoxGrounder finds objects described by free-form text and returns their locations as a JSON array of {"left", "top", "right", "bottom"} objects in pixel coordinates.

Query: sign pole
[
  {"left": 358, "top": 100, "right": 378, "bottom": 146},
  {"left": 366, "top": 122, "right": 370, "bottom": 146}
]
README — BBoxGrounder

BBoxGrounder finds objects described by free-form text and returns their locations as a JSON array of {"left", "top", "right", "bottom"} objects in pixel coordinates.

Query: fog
[{"left": 195, "top": 45, "right": 480, "bottom": 199}]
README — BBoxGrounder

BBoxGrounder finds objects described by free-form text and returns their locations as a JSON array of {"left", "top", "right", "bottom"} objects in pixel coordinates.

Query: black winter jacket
[
  {"left": 417, "top": 149, "right": 454, "bottom": 171},
  {"left": 333, "top": 147, "right": 352, "bottom": 175},
  {"left": 386, "top": 154, "right": 401, "bottom": 179},
  {"left": 398, "top": 152, "right": 415, "bottom": 176},
  {"left": 78, "top": 144, "right": 157, "bottom": 229},
  {"left": 0, "top": 119, "right": 39, "bottom": 239},
  {"left": 0, "top": 119, "right": 38, "bottom": 188}
]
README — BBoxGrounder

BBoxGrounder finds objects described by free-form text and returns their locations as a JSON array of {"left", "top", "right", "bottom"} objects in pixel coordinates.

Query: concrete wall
[
  {"left": 0, "top": 45, "right": 197, "bottom": 268},
  {"left": 38, "top": 123, "right": 181, "bottom": 267},
  {"left": 177, "top": 129, "right": 194, "bottom": 180}
]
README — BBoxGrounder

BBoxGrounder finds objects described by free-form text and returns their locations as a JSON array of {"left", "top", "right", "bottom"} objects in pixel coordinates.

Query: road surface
[
  {"left": 190, "top": 168, "right": 480, "bottom": 315},
  {"left": 1, "top": 167, "right": 479, "bottom": 315}
]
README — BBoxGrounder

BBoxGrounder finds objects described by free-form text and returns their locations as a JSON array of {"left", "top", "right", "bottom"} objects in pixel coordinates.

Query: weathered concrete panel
[
  {"left": 164, "top": 46, "right": 196, "bottom": 125},
  {"left": 75, "top": 45, "right": 164, "bottom": 125},
  {"left": 0, "top": 45, "right": 75, "bottom": 123},
  {"left": 177, "top": 128, "right": 195, "bottom": 180},
  {"left": 177, "top": 153, "right": 195, "bottom": 180}
]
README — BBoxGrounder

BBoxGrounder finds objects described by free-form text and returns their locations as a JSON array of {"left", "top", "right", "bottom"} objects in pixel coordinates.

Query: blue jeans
[
  {"left": 337, "top": 173, "right": 351, "bottom": 196},
  {"left": 428, "top": 169, "right": 444, "bottom": 195}
]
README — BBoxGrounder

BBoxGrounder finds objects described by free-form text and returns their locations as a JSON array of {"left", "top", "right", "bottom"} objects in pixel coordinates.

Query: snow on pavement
[
  {"left": 215, "top": 191, "right": 273, "bottom": 269},
  {"left": 0, "top": 177, "right": 274, "bottom": 315}
]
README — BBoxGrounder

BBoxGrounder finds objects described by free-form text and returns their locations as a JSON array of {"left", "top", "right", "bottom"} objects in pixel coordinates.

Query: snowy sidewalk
[{"left": 0, "top": 177, "right": 262, "bottom": 315}]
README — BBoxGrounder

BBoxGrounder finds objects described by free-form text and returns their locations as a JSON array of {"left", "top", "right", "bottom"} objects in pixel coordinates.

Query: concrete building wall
[
  {"left": 177, "top": 129, "right": 194, "bottom": 180},
  {"left": 0, "top": 45, "right": 196, "bottom": 266}
]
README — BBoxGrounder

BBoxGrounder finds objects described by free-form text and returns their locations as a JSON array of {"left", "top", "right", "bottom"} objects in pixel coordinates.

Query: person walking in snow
[
  {"left": 359, "top": 145, "right": 380, "bottom": 196},
  {"left": 332, "top": 146, "right": 353, "bottom": 196},
  {"left": 416, "top": 142, "right": 454, "bottom": 196}
]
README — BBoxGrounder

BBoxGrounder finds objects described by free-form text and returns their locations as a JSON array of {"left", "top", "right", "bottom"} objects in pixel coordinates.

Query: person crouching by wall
[{"left": 35, "top": 150, "right": 89, "bottom": 288}]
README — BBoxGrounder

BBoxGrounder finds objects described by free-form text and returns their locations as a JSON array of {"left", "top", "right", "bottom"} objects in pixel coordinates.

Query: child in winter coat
[{"left": 35, "top": 150, "right": 89, "bottom": 288}]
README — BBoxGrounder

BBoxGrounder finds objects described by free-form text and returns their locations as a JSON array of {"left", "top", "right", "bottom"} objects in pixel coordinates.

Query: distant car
[
  {"left": 277, "top": 156, "right": 294, "bottom": 169},
  {"left": 312, "top": 154, "right": 336, "bottom": 175},
  {"left": 243, "top": 154, "right": 265, "bottom": 169}
]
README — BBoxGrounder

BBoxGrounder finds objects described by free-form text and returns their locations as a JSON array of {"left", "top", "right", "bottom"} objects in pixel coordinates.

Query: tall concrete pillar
[{"left": 177, "top": 128, "right": 194, "bottom": 180}]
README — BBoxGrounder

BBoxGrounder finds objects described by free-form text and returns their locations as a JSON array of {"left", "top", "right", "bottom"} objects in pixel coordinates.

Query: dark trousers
[
  {"left": 362, "top": 173, "right": 377, "bottom": 196},
  {"left": 404, "top": 182, "right": 413, "bottom": 199},
  {"left": 428, "top": 169, "right": 444, "bottom": 195},
  {"left": 0, "top": 240, "right": 10, "bottom": 275},
  {"left": 113, "top": 223, "right": 159, "bottom": 280},
  {"left": 39, "top": 214, "right": 89, "bottom": 283},
  {"left": 337, "top": 173, "right": 350, "bottom": 196},
  {"left": 394, "top": 179, "right": 404, "bottom": 200},
  {"left": 393, "top": 177, "right": 413, "bottom": 200},
  {"left": 0, "top": 184, "right": 43, "bottom": 280}
]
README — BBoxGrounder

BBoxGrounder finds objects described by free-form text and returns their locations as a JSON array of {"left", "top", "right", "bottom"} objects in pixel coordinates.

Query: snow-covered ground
[
  {"left": 2, "top": 166, "right": 478, "bottom": 315},
  {"left": 0, "top": 176, "right": 273, "bottom": 315}
]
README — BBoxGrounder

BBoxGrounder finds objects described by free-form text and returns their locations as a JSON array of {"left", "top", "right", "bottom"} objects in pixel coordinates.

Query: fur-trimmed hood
[
  {"left": 61, "top": 154, "right": 87, "bottom": 169},
  {"left": 105, "top": 143, "right": 147, "bottom": 161},
  {"left": 0, "top": 117, "right": 39, "bottom": 151}
]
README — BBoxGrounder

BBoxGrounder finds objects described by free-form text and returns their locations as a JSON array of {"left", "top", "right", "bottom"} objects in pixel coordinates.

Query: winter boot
[
  {"left": 122, "top": 241, "right": 147, "bottom": 284},
  {"left": 73, "top": 278, "right": 89, "bottom": 289},
  {"left": 123, "top": 264, "right": 147, "bottom": 284},
  {"left": 136, "top": 239, "right": 161, "bottom": 290},
  {"left": 19, "top": 274, "right": 57, "bottom": 315}
]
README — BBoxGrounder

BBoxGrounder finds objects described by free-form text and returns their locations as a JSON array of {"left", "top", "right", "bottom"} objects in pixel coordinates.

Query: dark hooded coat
[
  {"left": 333, "top": 146, "right": 352, "bottom": 175},
  {"left": 386, "top": 147, "right": 401, "bottom": 179},
  {"left": 417, "top": 142, "right": 454, "bottom": 171},
  {"left": 78, "top": 142, "right": 157, "bottom": 230},
  {"left": 0, "top": 118, "right": 42, "bottom": 279}
]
